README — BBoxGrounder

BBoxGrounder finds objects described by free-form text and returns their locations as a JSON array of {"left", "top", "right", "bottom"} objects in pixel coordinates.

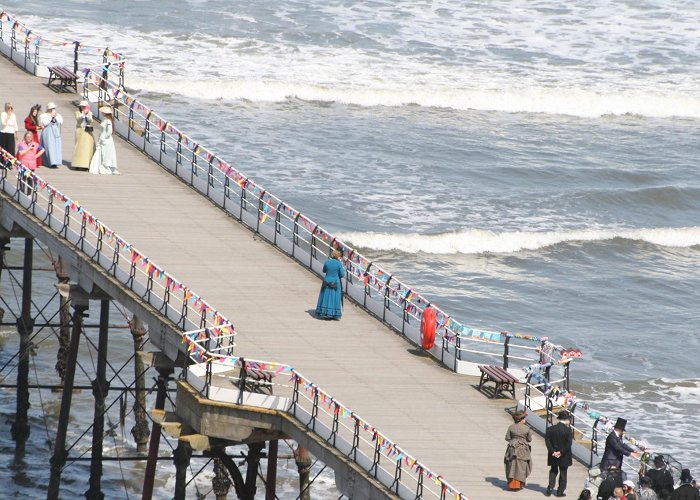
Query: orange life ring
[{"left": 420, "top": 306, "right": 436, "bottom": 350}]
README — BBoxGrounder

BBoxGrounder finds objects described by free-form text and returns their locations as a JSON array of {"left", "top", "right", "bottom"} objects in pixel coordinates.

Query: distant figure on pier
[
  {"left": 71, "top": 100, "right": 95, "bottom": 169},
  {"left": 16, "top": 131, "right": 44, "bottom": 193},
  {"left": 315, "top": 248, "right": 345, "bottom": 320},
  {"left": 40, "top": 102, "right": 63, "bottom": 168},
  {"left": 670, "top": 469, "right": 700, "bottom": 500},
  {"left": 1, "top": 102, "right": 19, "bottom": 154},
  {"left": 24, "top": 104, "right": 43, "bottom": 167},
  {"left": 89, "top": 106, "right": 119, "bottom": 175},
  {"left": 504, "top": 410, "right": 532, "bottom": 491},
  {"left": 598, "top": 466, "right": 626, "bottom": 500},
  {"left": 545, "top": 410, "right": 573, "bottom": 497},
  {"left": 624, "top": 479, "right": 638, "bottom": 500},
  {"left": 578, "top": 489, "right": 593, "bottom": 500},
  {"left": 600, "top": 418, "right": 641, "bottom": 471},
  {"left": 646, "top": 455, "right": 674, "bottom": 500}
]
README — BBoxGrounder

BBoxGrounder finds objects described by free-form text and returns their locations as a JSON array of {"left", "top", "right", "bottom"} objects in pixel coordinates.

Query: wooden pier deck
[{"left": 0, "top": 54, "right": 589, "bottom": 498}]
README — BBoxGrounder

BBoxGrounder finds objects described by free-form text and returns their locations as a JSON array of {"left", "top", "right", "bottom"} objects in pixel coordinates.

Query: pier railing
[
  {"left": 0, "top": 148, "right": 235, "bottom": 356},
  {"left": 181, "top": 341, "right": 468, "bottom": 499},
  {"left": 81, "top": 66, "right": 570, "bottom": 380},
  {"left": 0, "top": 10, "right": 125, "bottom": 83},
  {"left": 0, "top": 150, "right": 468, "bottom": 500}
]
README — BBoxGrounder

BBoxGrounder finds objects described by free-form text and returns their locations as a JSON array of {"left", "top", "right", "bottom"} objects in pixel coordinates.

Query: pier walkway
[{"left": 0, "top": 54, "right": 589, "bottom": 498}]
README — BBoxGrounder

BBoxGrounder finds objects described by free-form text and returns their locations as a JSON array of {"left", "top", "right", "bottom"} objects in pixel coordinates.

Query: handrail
[
  {"left": 0, "top": 10, "right": 125, "bottom": 81},
  {"left": 0, "top": 149, "right": 469, "bottom": 500},
  {"left": 81, "top": 66, "right": 578, "bottom": 378}
]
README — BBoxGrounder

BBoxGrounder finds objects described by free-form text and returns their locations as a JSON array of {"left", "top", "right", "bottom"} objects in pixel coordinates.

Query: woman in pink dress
[
  {"left": 24, "top": 104, "right": 43, "bottom": 167},
  {"left": 16, "top": 131, "right": 45, "bottom": 193}
]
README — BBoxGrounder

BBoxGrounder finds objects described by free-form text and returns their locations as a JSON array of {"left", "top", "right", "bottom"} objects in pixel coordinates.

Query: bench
[
  {"left": 478, "top": 365, "right": 519, "bottom": 399},
  {"left": 47, "top": 66, "right": 78, "bottom": 93}
]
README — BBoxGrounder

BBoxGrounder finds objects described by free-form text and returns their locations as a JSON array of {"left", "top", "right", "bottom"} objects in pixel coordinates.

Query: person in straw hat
[
  {"left": 89, "top": 106, "right": 119, "bottom": 175},
  {"left": 71, "top": 99, "right": 95, "bottom": 169},
  {"left": 39, "top": 102, "right": 63, "bottom": 168},
  {"left": 504, "top": 410, "right": 532, "bottom": 491}
]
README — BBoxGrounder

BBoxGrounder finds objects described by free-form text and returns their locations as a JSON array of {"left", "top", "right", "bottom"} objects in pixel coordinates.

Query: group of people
[
  {"left": 0, "top": 100, "right": 119, "bottom": 178},
  {"left": 505, "top": 412, "right": 699, "bottom": 500}
]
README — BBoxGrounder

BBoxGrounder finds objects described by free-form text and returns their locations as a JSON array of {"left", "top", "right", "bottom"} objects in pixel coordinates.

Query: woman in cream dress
[
  {"left": 89, "top": 106, "right": 119, "bottom": 175},
  {"left": 72, "top": 100, "right": 95, "bottom": 169}
]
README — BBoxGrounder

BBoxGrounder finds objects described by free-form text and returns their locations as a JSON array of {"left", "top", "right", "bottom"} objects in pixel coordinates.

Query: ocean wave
[
  {"left": 336, "top": 227, "right": 700, "bottom": 254},
  {"left": 127, "top": 77, "right": 700, "bottom": 119}
]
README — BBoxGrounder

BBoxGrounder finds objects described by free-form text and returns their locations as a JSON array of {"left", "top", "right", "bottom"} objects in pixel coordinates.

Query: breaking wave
[
  {"left": 337, "top": 227, "right": 700, "bottom": 255},
  {"left": 127, "top": 77, "right": 700, "bottom": 119}
]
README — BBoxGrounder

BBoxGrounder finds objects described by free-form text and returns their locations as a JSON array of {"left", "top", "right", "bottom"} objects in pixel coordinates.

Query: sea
[{"left": 0, "top": 0, "right": 698, "bottom": 497}]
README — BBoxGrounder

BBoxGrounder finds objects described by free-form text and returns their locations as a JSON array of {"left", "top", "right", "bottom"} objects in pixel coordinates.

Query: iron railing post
[{"left": 503, "top": 336, "right": 510, "bottom": 370}]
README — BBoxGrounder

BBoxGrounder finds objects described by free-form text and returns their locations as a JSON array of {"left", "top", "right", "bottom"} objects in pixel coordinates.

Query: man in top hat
[
  {"left": 545, "top": 410, "right": 574, "bottom": 497},
  {"left": 670, "top": 469, "right": 700, "bottom": 500},
  {"left": 600, "top": 418, "right": 641, "bottom": 471}
]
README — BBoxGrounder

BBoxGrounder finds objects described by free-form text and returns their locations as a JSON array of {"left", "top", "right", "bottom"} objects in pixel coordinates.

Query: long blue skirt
[{"left": 315, "top": 281, "right": 342, "bottom": 319}]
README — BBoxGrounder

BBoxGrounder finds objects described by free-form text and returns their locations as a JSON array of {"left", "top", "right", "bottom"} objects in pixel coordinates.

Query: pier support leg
[
  {"left": 142, "top": 366, "right": 173, "bottom": 500},
  {"left": 0, "top": 238, "right": 8, "bottom": 323},
  {"left": 173, "top": 441, "right": 192, "bottom": 500},
  {"left": 85, "top": 300, "right": 110, "bottom": 500},
  {"left": 12, "top": 238, "right": 34, "bottom": 458},
  {"left": 265, "top": 440, "right": 278, "bottom": 500},
  {"left": 243, "top": 442, "right": 264, "bottom": 500},
  {"left": 48, "top": 298, "right": 89, "bottom": 500},
  {"left": 212, "top": 457, "right": 232, "bottom": 500},
  {"left": 129, "top": 315, "right": 149, "bottom": 452},
  {"left": 53, "top": 256, "right": 71, "bottom": 387},
  {"left": 295, "top": 445, "right": 312, "bottom": 500}
]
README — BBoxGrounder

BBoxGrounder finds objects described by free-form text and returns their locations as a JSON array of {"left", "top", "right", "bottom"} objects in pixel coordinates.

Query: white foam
[
  {"left": 336, "top": 227, "right": 700, "bottom": 255},
  {"left": 126, "top": 77, "right": 700, "bottom": 118}
]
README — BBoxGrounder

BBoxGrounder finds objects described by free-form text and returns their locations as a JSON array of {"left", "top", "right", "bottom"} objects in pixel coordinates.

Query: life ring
[{"left": 420, "top": 306, "right": 436, "bottom": 350}]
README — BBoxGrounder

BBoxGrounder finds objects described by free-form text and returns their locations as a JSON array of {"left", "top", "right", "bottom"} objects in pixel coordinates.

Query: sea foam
[{"left": 336, "top": 227, "right": 700, "bottom": 255}]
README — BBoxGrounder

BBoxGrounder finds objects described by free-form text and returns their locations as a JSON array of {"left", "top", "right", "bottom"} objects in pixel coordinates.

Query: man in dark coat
[
  {"left": 670, "top": 469, "right": 700, "bottom": 500},
  {"left": 545, "top": 410, "right": 573, "bottom": 497},
  {"left": 600, "top": 418, "right": 641, "bottom": 471},
  {"left": 646, "top": 455, "right": 675, "bottom": 500}
]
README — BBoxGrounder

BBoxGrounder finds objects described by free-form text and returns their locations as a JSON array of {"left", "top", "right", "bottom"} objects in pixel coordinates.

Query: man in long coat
[
  {"left": 600, "top": 418, "right": 640, "bottom": 471},
  {"left": 545, "top": 410, "right": 573, "bottom": 497}
]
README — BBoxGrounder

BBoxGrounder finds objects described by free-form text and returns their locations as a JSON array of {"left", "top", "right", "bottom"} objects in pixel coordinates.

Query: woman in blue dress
[{"left": 315, "top": 249, "right": 345, "bottom": 320}]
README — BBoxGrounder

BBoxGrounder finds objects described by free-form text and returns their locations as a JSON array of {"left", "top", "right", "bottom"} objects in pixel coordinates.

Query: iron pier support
[
  {"left": 212, "top": 457, "right": 232, "bottom": 500},
  {"left": 295, "top": 445, "right": 312, "bottom": 500},
  {"left": 173, "top": 440, "right": 192, "bottom": 500},
  {"left": 265, "top": 440, "right": 279, "bottom": 500},
  {"left": 129, "top": 315, "right": 150, "bottom": 452},
  {"left": 47, "top": 297, "right": 89, "bottom": 500},
  {"left": 85, "top": 300, "right": 110, "bottom": 500},
  {"left": 53, "top": 256, "right": 71, "bottom": 387},
  {"left": 142, "top": 365, "right": 173, "bottom": 500},
  {"left": 11, "top": 238, "right": 33, "bottom": 458}
]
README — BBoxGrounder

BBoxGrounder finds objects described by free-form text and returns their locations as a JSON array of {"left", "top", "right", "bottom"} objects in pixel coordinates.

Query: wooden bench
[
  {"left": 47, "top": 66, "right": 78, "bottom": 93},
  {"left": 478, "top": 364, "right": 519, "bottom": 399}
]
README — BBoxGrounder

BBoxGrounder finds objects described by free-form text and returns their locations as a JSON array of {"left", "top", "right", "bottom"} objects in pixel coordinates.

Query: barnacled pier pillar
[
  {"left": 212, "top": 457, "right": 232, "bottom": 500},
  {"left": 295, "top": 445, "right": 312, "bottom": 500},
  {"left": 265, "top": 439, "right": 279, "bottom": 500},
  {"left": 85, "top": 299, "right": 111, "bottom": 500},
  {"left": 48, "top": 289, "right": 90, "bottom": 500},
  {"left": 11, "top": 238, "right": 34, "bottom": 459},
  {"left": 129, "top": 315, "right": 150, "bottom": 452},
  {"left": 53, "top": 256, "right": 71, "bottom": 387},
  {"left": 173, "top": 440, "right": 192, "bottom": 500}
]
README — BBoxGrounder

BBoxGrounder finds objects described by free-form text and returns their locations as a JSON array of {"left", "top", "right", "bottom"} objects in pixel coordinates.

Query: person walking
[
  {"left": 71, "top": 100, "right": 95, "bottom": 169},
  {"left": 545, "top": 410, "right": 574, "bottom": 497},
  {"left": 670, "top": 470, "right": 700, "bottom": 500},
  {"left": 504, "top": 410, "right": 532, "bottom": 491},
  {"left": 600, "top": 418, "right": 641, "bottom": 471},
  {"left": 40, "top": 102, "right": 63, "bottom": 168},
  {"left": 0, "top": 102, "right": 19, "bottom": 154},
  {"left": 315, "top": 248, "right": 345, "bottom": 319},
  {"left": 646, "top": 455, "right": 674, "bottom": 500},
  {"left": 89, "top": 106, "right": 119, "bottom": 175}
]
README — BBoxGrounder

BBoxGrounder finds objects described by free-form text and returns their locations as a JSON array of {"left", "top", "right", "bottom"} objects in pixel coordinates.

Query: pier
[{"left": 0, "top": 15, "right": 642, "bottom": 500}]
